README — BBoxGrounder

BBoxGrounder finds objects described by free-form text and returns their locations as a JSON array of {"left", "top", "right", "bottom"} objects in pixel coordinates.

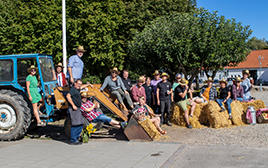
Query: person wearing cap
[
  {"left": 232, "top": 77, "right": 244, "bottom": 102},
  {"left": 55, "top": 62, "right": 67, "bottom": 87},
  {"left": 151, "top": 70, "right": 162, "bottom": 112},
  {"left": 66, "top": 79, "right": 92, "bottom": 145},
  {"left": 241, "top": 70, "right": 254, "bottom": 101},
  {"left": 193, "top": 77, "right": 217, "bottom": 103},
  {"left": 174, "top": 78, "right": 195, "bottom": 129},
  {"left": 26, "top": 65, "right": 45, "bottom": 127},
  {"left": 100, "top": 67, "right": 134, "bottom": 111},
  {"left": 67, "top": 46, "right": 85, "bottom": 85},
  {"left": 216, "top": 79, "right": 233, "bottom": 119},
  {"left": 80, "top": 92, "right": 127, "bottom": 129},
  {"left": 156, "top": 72, "right": 173, "bottom": 126},
  {"left": 143, "top": 77, "right": 153, "bottom": 107},
  {"left": 131, "top": 76, "right": 146, "bottom": 104},
  {"left": 122, "top": 70, "right": 132, "bottom": 93}
]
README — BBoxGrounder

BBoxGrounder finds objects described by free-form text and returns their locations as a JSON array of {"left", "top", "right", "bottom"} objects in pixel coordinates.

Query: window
[
  {"left": 17, "top": 58, "right": 37, "bottom": 87},
  {"left": 39, "top": 57, "right": 56, "bottom": 82},
  {"left": 0, "top": 59, "right": 14, "bottom": 82}
]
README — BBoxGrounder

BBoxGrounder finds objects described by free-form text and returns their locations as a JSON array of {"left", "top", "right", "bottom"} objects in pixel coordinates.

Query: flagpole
[{"left": 62, "top": 0, "right": 67, "bottom": 74}]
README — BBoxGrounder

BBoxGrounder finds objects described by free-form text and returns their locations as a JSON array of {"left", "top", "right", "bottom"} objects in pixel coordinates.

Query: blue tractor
[{"left": 0, "top": 54, "right": 64, "bottom": 141}]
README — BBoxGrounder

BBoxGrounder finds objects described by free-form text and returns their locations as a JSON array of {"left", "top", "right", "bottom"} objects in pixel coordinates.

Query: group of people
[{"left": 25, "top": 45, "right": 254, "bottom": 145}]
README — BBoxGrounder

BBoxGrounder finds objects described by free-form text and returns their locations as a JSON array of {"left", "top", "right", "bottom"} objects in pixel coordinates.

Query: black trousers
[{"left": 160, "top": 99, "right": 171, "bottom": 124}]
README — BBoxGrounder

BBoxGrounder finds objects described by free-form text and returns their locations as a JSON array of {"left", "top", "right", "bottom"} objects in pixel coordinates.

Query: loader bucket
[{"left": 124, "top": 116, "right": 153, "bottom": 141}]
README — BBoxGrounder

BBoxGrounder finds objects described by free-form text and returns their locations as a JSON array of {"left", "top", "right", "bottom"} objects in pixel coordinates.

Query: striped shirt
[{"left": 80, "top": 100, "right": 101, "bottom": 121}]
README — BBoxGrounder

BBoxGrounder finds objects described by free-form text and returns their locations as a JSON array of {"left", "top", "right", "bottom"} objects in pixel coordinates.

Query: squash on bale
[{"left": 170, "top": 99, "right": 265, "bottom": 128}]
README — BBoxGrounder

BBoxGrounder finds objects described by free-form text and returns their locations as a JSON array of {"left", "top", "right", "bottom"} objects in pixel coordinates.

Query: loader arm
[{"left": 86, "top": 85, "right": 128, "bottom": 121}]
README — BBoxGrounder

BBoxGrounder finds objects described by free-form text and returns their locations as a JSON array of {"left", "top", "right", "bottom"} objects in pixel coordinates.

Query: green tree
[
  {"left": 66, "top": 0, "right": 126, "bottom": 78},
  {"left": 128, "top": 8, "right": 252, "bottom": 84},
  {"left": 247, "top": 37, "right": 268, "bottom": 50},
  {"left": 122, "top": 0, "right": 196, "bottom": 72}
]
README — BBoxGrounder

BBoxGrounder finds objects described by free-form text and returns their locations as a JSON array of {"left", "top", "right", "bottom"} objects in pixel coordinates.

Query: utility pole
[{"left": 258, "top": 55, "right": 264, "bottom": 92}]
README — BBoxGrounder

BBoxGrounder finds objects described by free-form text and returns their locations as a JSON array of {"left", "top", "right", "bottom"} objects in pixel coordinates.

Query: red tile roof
[{"left": 228, "top": 50, "right": 268, "bottom": 69}]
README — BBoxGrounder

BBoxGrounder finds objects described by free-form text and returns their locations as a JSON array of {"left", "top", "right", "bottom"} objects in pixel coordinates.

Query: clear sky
[{"left": 197, "top": 0, "right": 268, "bottom": 40}]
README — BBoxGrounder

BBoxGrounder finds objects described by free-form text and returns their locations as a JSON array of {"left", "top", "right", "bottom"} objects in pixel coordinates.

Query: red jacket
[{"left": 56, "top": 72, "right": 67, "bottom": 87}]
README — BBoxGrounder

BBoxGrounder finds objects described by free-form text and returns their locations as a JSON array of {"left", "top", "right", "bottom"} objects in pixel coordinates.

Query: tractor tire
[
  {"left": 0, "top": 89, "right": 31, "bottom": 141},
  {"left": 64, "top": 115, "right": 103, "bottom": 138}
]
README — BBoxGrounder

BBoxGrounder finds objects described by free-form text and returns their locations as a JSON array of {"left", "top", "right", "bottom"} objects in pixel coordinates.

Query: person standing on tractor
[
  {"left": 80, "top": 92, "right": 127, "bottom": 129},
  {"left": 151, "top": 70, "right": 162, "bottom": 113},
  {"left": 26, "top": 65, "right": 45, "bottom": 127},
  {"left": 67, "top": 46, "right": 85, "bottom": 86},
  {"left": 156, "top": 72, "right": 173, "bottom": 126},
  {"left": 100, "top": 67, "right": 134, "bottom": 112},
  {"left": 66, "top": 79, "right": 91, "bottom": 145},
  {"left": 55, "top": 62, "right": 67, "bottom": 87}
]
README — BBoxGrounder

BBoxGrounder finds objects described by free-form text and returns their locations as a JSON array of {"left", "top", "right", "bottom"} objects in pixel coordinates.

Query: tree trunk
[{"left": 196, "top": 76, "right": 200, "bottom": 90}]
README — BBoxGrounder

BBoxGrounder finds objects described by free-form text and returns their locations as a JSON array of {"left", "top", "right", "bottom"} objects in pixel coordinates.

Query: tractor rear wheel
[
  {"left": 0, "top": 90, "right": 31, "bottom": 141},
  {"left": 64, "top": 115, "right": 103, "bottom": 138}
]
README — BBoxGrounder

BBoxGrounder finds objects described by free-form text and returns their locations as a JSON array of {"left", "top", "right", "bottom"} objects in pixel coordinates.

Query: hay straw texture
[
  {"left": 138, "top": 118, "right": 161, "bottom": 140},
  {"left": 170, "top": 102, "right": 206, "bottom": 128},
  {"left": 170, "top": 99, "right": 266, "bottom": 129}
]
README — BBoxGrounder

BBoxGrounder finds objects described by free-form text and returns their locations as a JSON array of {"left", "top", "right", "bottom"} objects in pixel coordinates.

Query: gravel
[{"left": 157, "top": 91, "right": 268, "bottom": 147}]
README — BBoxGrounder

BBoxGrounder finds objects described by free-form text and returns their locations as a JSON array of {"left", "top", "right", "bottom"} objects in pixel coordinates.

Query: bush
[{"left": 82, "top": 76, "right": 101, "bottom": 84}]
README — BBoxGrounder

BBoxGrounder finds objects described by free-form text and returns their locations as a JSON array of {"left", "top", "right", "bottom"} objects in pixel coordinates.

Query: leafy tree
[
  {"left": 247, "top": 37, "right": 268, "bottom": 50},
  {"left": 66, "top": 0, "right": 126, "bottom": 78},
  {"left": 128, "top": 8, "right": 252, "bottom": 85},
  {"left": 122, "top": 0, "right": 197, "bottom": 73}
]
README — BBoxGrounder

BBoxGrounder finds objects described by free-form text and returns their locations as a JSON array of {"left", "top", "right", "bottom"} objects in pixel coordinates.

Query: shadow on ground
[{"left": 25, "top": 121, "right": 128, "bottom": 144}]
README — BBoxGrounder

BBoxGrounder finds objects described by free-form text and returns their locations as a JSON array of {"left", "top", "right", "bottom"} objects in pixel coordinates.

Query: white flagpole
[{"left": 62, "top": 0, "right": 67, "bottom": 74}]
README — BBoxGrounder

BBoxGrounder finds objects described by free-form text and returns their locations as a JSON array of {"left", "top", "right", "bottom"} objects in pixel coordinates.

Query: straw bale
[
  {"left": 230, "top": 101, "right": 245, "bottom": 126},
  {"left": 206, "top": 101, "right": 232, "bottom": 128},
  {"left": 170, "top": 102, "right": 207, "bottom": 128},
  {"left": 138, "top": 117, "right": 161, "bottom": 140}
]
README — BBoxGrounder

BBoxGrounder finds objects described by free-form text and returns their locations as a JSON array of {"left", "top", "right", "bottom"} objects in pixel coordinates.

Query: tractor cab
[{"left": 0, "top": 54, "right": 59, "bottom": 140}]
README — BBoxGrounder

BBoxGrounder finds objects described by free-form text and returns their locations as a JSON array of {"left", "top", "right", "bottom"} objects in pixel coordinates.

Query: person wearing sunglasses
[
  {"left": 26, "top": 65, "right": 45, "bottom": 127},
  {"left": 100, "top": 67, "right": 134, "bottom": 112}
]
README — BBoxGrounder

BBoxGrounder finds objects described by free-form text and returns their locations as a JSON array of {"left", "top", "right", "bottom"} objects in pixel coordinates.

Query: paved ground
[{"left": 1, "top": 138, "right": 268, "bottom": 168}]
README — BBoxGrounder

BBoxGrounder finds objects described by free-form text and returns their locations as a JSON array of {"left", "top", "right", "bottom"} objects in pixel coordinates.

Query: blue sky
[{"left": 197, "top": 0, "right": 268, "bottom": 40}]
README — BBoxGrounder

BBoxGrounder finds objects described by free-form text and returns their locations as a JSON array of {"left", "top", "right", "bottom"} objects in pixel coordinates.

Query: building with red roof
[{"left": 199, "top": 50, "right": 268, "bottom": 85}]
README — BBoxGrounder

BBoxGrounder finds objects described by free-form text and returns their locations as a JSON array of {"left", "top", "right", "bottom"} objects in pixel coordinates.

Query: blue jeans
[
  {"left": 216, "top": 98, "right": 232, "bottom": 115},
  {"left": 93, "top": 114, "right": 112, "bottom": 124},
  {"left": 236, "top": 97, "right": 243, "bottom": 102},
  {"left": 70, "top": 124, "right": 83, "bottom": 142}
]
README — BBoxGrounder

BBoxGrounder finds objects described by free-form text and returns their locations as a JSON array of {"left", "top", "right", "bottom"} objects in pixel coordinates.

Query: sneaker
[
  {"left": 229, "top": 116, "right": 233, "bottom": 119},
  {"left": 120, "top": 121, "right": 128, "bottom": 129},
  {"left": 167, "top": 121, "right": 173, "bottom": 126},
  {"left": 220, "top": 107, "right": 226, "bottom": 112},
  {"left": 69, "top": 141, "right": 82, "bottom": 145},
  {"left": 187, "top": 124, "right": 193, "bottom": 129},
  {"left": 189, "top": 115, "right": 193, "bottom": 117}
]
